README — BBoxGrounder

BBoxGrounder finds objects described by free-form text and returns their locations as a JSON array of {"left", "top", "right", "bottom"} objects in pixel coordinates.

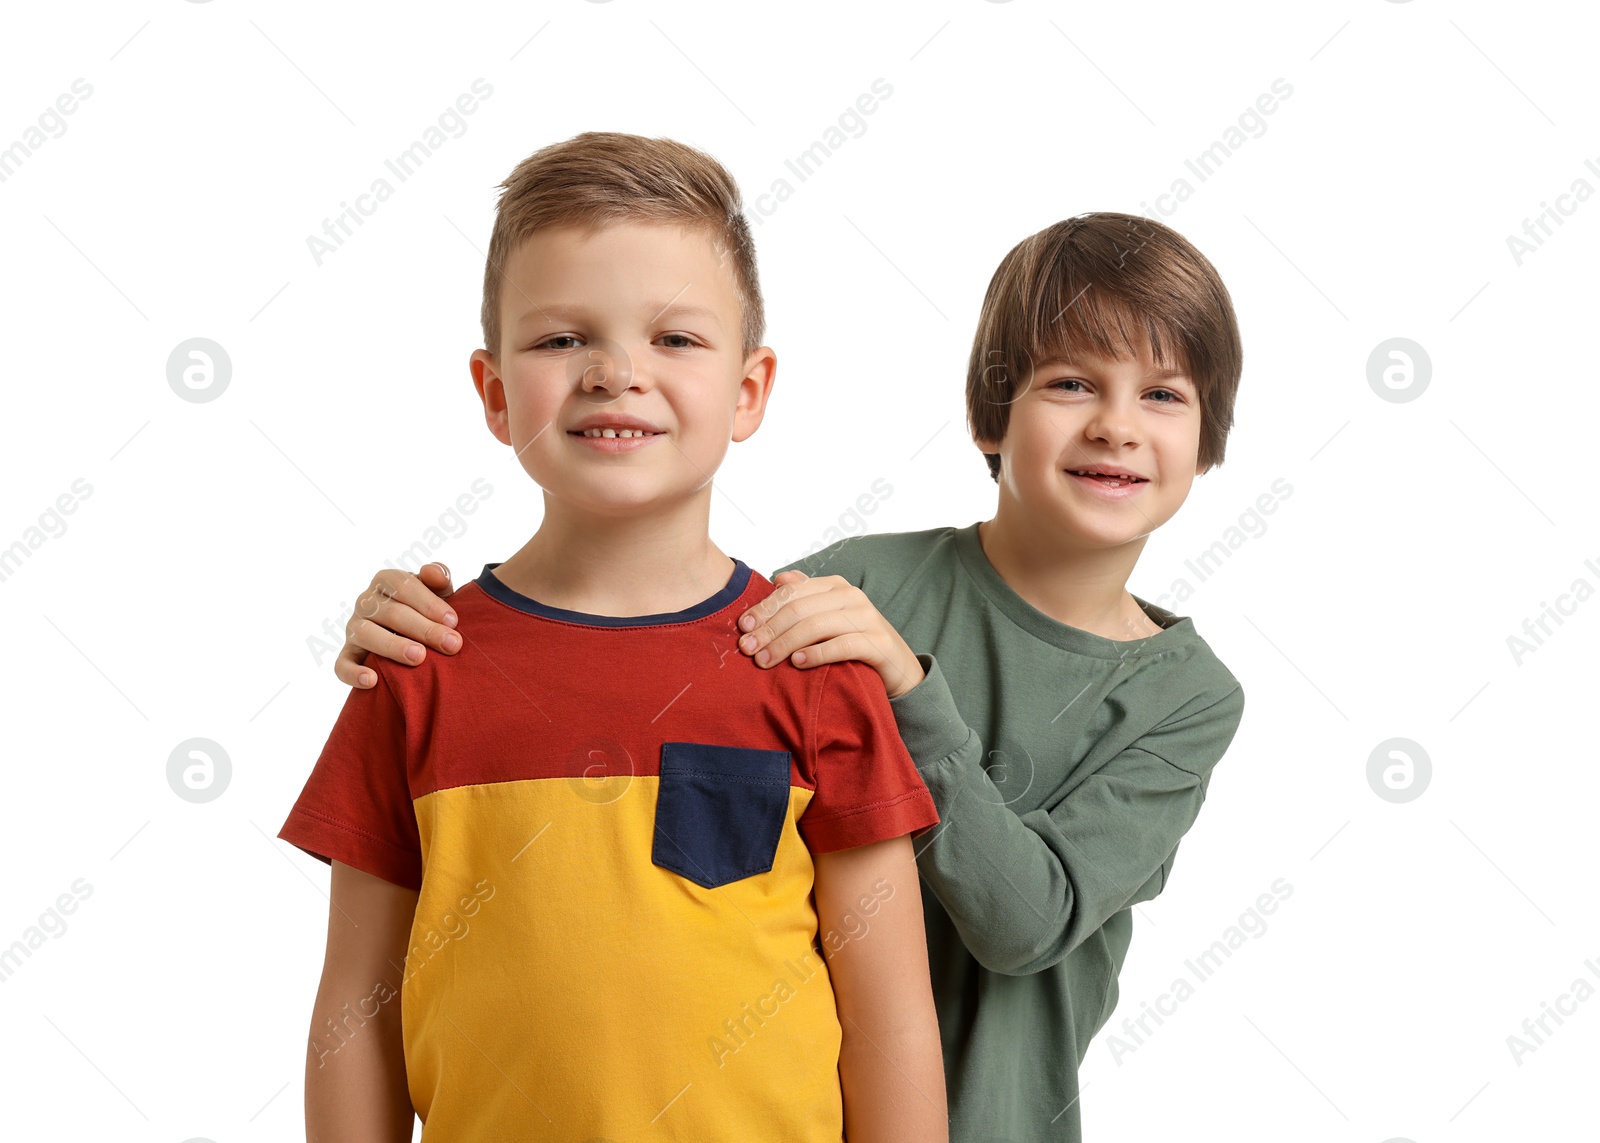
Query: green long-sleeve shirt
[{"left": 775, "top": 521, "right": 1245, "bottom": 1143}]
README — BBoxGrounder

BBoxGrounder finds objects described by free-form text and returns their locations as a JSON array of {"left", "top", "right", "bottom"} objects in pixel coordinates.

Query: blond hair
[{"left": 479, "top": 132, "right": 763, "bottom": 358}]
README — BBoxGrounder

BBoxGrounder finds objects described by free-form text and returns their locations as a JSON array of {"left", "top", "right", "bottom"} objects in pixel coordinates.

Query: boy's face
[
  {"left": 470, "top": 221, "right": 775, "bottom": 518},
  {"left": 974, "top": 335, "right": 1207, "bottom": 550}
]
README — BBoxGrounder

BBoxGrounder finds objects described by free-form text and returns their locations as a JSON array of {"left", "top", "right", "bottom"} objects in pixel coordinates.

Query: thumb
[{"left": 421, "top": 561, "right": 457, "bottom": 597}]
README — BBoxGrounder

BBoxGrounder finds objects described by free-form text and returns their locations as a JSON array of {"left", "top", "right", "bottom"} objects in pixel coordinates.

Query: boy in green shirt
[{"left": 324, "top": 211, "right": 1246, "bottom": 1141}]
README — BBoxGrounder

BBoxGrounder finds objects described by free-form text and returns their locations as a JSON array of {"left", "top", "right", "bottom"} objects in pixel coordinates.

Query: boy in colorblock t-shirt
[
  {"left": 279, "top": 557, "right": 937, "bottom": 1136},
  {"left": 278, "top": 130, "right": 948, "bottom": 1142}
]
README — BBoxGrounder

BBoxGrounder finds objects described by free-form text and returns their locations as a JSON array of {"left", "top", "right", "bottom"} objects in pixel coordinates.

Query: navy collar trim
[{"left": 476, "top": 559, "right": 752, "bottom": 627}]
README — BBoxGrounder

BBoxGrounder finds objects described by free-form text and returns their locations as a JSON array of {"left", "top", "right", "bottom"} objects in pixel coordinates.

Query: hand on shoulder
[
  {"left": 735, "top": 571, "right": 926, "bottom": 699},
  {"left": 336, "top": 562, "right": 462, "bottom": 688}
]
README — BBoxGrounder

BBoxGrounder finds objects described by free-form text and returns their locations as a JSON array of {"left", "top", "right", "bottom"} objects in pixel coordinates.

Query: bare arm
[
  {"left": 305, "top": 861, "right": 419, "bottom": 1142},
  {"left": 813, "top": 835, "right": 948, "bottom": 1143}
]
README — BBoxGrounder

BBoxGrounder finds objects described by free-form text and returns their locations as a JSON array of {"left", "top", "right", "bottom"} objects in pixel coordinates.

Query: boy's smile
[
  {"left": 1064, "top": 467, "right": 1149, "bottom": 499},
  {"left": 469, "top": 221, "right": 774, "bottom": 518},
  {"left": 569, "top": 409, "right": 667, "bottom": 452},
  {"left": 976, "top": 335, "right": 1207, "bottom": 550}
]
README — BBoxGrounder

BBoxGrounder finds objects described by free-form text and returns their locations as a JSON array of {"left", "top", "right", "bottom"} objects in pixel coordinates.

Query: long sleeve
[{"left": 888, "top": 652, "right": 1244, "bottom": 976}]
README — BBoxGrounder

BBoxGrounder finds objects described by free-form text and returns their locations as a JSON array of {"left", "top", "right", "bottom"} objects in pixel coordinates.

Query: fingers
[
  {"left": 744, "top": 604, "right": 884, "bottom": 672},
  {"left": 334, "top": 643, "right": 379, "bottom": 689},
  {"left": 737, "top": 572, "right": 833, "bottom": 635},
  {"left": 416, "top": 561, "right": 458, "bottom": 605},
  {"left": 776, "top": 630, "right": 879, "bottom": 672},
  {"left": 379, "top": 564, "right": 459, "bottom": 626},
  {"left": 337, "top": 569, "right": 464, "bottom": 687},
  {"left": 354, "top": 567, "right": 461, "bottom": 636}
]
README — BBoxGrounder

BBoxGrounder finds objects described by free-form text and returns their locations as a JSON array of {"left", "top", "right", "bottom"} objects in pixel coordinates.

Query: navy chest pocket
[{"left": 652, "top": 742, "right": 793, "bottom": 889}]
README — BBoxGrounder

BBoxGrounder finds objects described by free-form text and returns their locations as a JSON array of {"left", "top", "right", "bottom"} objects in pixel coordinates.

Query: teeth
[
  {"left": 582, "top": 427, "right": 659, "bottom": 438},
  {"left": 1071, "top": 470, "right": 1140, "bottom": 482}
]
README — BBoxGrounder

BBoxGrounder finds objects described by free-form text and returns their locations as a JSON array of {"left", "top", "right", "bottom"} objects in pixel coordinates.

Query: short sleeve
[
  {"left": 277, "top": 666, "right": 423, "bottom": 891},
  {"left": 798, "top": 659, "right": 940, "bottom": 854}
]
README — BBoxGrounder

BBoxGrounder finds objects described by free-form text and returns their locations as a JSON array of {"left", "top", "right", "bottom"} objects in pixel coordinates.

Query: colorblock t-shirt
[{"left": 278, "top": 557, "right": 939, "bottom": 1142}]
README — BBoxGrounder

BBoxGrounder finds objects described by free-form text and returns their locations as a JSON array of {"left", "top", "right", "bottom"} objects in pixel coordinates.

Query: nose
[
  {"left": 1084, "top": 391, "right": 1139, "bottom": 448},
  {"left": 571, "top": 336, "right": 644, "bottom": 398}
]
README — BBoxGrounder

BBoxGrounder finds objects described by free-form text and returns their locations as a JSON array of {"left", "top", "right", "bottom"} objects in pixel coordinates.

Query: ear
[
  {"left": 469, "top": 348, "right": 513, "bottom": 448},
  {"left": 731, "top": 346, "right": 778, "bottom": 443}
]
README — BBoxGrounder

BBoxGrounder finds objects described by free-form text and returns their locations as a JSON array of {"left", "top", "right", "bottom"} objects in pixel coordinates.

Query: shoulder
[
  {"left": 1134, "top": 597, "right": 1244, "bottom": 699},
  {"left": 816, "top": 656, "right": 892, "bottom": 705},
  {"left": 365, "top": 580, "right": 497, "bottom": 703},
  {"left": 771, "top": 524, "right": 963, "bottom": 589},
  {"left": 1119, "top": 608, "right": 1246, "bottom": 732},
  {"left": 1165, "top": 636, "right": 1244, "bottom": 715},
  {"left": 760, "top": 653, "right": 889, "bottom": 718},
  {"left": 793, "top": 657, "right": 905, "bottom": 753},
  {"left": 1134, "top": 638, "right": 1246, "bottom": 773}
]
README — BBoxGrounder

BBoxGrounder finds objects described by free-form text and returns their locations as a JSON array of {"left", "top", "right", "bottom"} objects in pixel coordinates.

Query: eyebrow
[
  {"left": 1037, "top": 360, "right": 1193, "bottom": 384},
  {"left": 1143, "top": 366, "right": 1191, "bottom": 383},
  {"left": 517, "top": 302, "right": 724, "bottom": 328}
]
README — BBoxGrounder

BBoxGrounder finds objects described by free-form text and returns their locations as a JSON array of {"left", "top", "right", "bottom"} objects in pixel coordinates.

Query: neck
[
  {"left": 978, "top": 501, "right": 1154, "bottom": 639},
  {"left": 492, "top": 491, "right": 734, "bottom": 618}
]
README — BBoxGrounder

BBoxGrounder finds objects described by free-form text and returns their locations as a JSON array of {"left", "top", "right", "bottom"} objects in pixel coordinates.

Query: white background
[{"left": 1, "top": 1, "right": 1594, "bottom": 1139}]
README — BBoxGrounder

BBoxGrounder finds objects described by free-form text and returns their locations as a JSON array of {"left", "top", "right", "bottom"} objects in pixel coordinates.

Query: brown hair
[
  {"left": 479, "top": 132, "right": 763, "bottom": 359},
  {"left": 965, "top": 212, "right": 1242, "bottom": 481}
]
